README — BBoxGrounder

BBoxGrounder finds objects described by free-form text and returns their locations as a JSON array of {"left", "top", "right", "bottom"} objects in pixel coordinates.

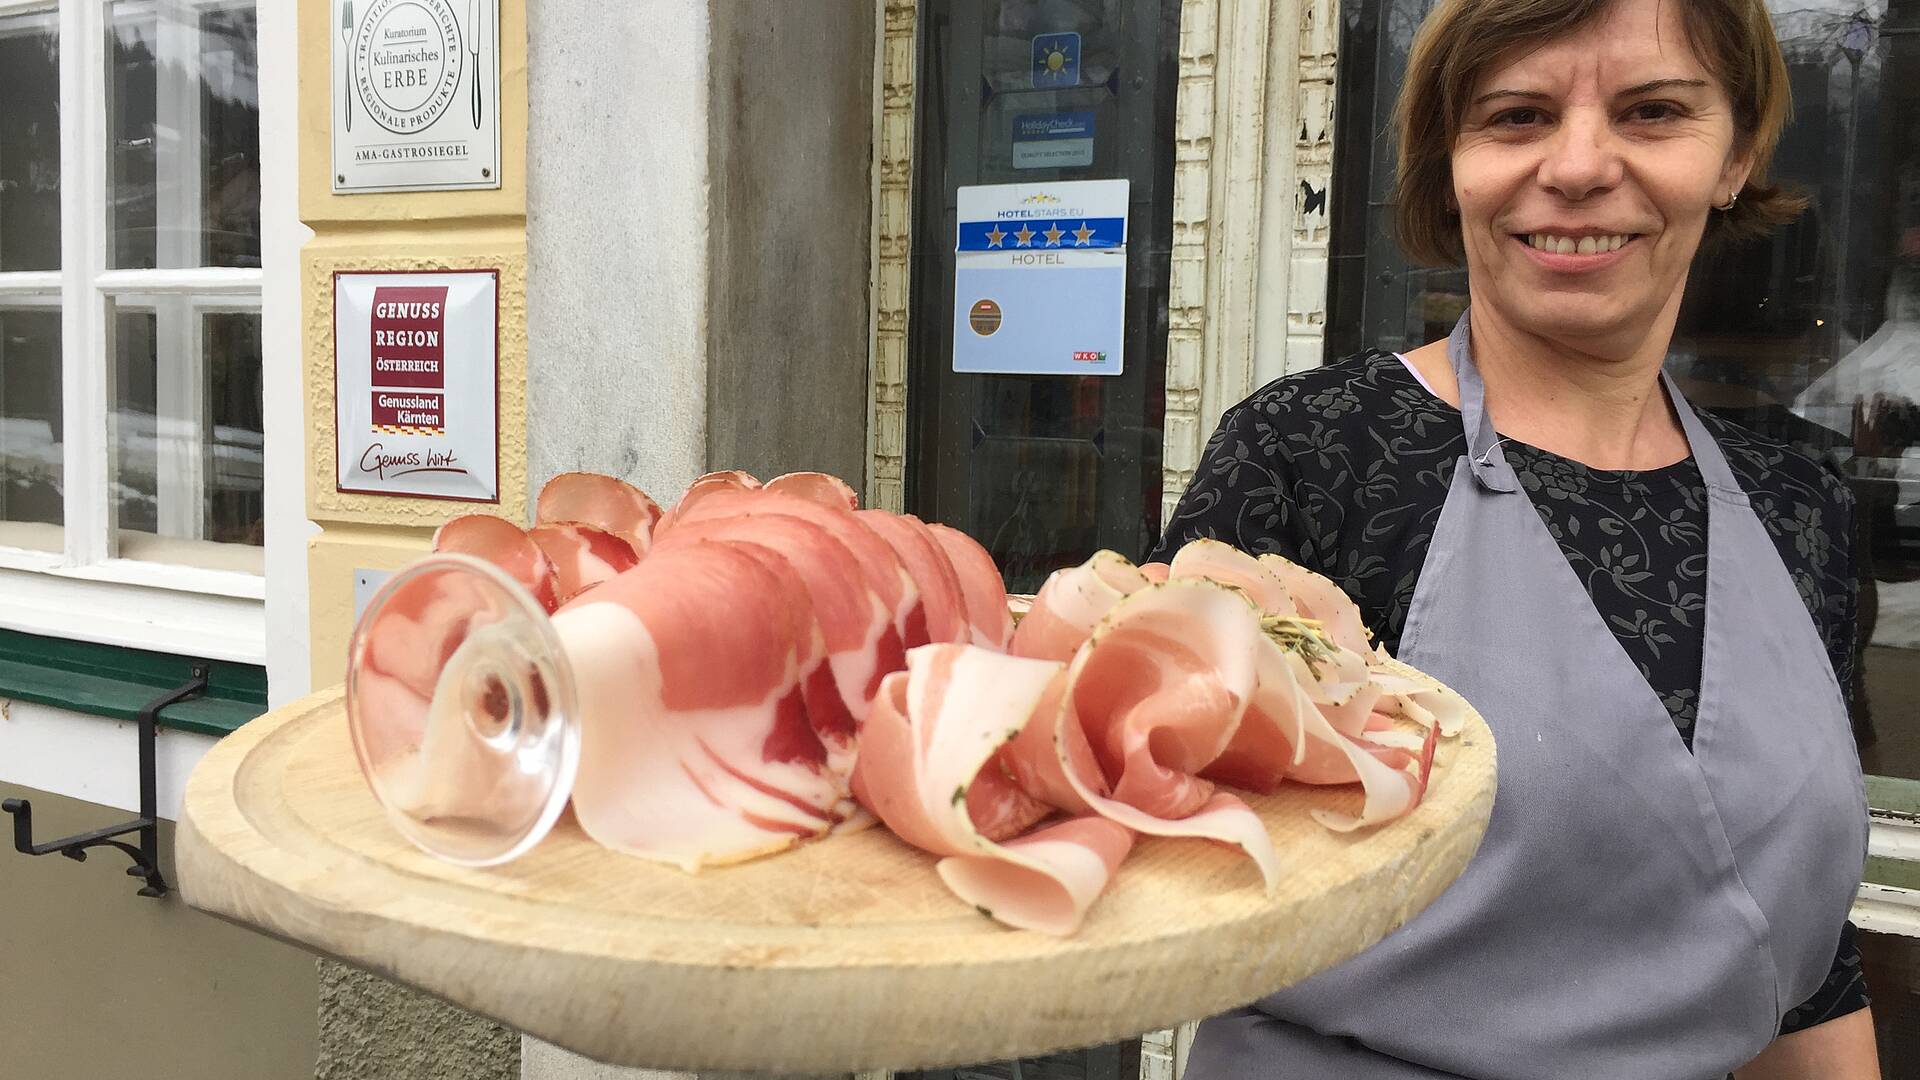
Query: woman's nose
[{"left": 1536, "top": 111, "right": 1624, "bottom": 202}]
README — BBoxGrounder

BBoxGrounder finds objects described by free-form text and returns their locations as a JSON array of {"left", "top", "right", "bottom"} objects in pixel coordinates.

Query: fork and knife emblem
[
  {"left": 340, "top": 0, "right": 354, "bottom": 132},
  {"left": 337, "top": 0, "right": 486, "bottom": 136}
]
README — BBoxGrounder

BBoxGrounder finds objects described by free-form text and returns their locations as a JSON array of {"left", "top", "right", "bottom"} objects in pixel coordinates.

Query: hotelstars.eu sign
[{"left": 952, "top": 180, "right": 1129, "bottom": 377}]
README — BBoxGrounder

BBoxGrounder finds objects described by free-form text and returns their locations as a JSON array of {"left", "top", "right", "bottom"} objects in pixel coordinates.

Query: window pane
[
  {"left": 0, "top": 9, "right": 60, "bottom": 272},
  {"left": 107, "top": 0, "right": 260, "bottom": 271},
  {"left": 109, "top": 299, "right": 262, "bottom": 573},
  {"left": 0, "top": 307, "right": 62, "bottom": 551},
  {"left": 1327, "top": 1, "right": 1920, "bottom": 785}
]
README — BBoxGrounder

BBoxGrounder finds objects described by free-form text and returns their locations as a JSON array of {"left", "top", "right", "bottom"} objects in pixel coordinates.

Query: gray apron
[{"left": 1186, "top": 313, "right": 1868, "bottom": 1080}]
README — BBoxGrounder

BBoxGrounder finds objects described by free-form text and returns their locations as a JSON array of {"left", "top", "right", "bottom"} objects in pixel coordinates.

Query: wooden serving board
[{"left": 177, "top": 667, "right": 1495, "bottom": 1074}]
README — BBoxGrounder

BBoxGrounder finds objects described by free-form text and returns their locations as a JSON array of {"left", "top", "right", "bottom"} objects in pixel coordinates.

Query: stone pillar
[{"left": 520, "top": 0, "right": 875, "bottom": 1076}]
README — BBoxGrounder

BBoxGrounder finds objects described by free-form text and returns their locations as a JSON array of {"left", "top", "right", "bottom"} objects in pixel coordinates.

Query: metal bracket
[{"left": 2, "top": 664, "right": 209, "bottom": 899}]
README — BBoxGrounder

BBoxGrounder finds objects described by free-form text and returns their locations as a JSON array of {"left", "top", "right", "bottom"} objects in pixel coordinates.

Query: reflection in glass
[
  {"left": 110, "top": 301, "right": 263, "bottom": 572},
  {"left": 0, "top": 10, "right": 60, "bottom": 273},
  {"left": 107, "top": 0, "right": 260, "bottom": 270},
  {"left": 1327, "top": 0, "right": 1920, "bottom": 783},
  {"left": 0, "top": 308, "right": 63, "bottom": 549}
]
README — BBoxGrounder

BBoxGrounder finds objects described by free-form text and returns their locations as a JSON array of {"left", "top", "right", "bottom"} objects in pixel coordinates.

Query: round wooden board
[{"left": 176, "top": 663, "right": 1495, "bottom": 1074}]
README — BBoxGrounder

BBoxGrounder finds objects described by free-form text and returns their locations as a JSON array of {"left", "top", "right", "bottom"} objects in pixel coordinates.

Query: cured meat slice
[
  {"left": 696, "top": 469, "right": 763, "bottom": 489},
  {"left": 1287, "top": 652, "right": 1439, "bottom": 833},
  {"left": 536, "top": 472, "right": 662, "bottom": 555},
  {"left": 655, "top": 512, "right": 891, "bottom": 787},
  {"left": 660, "top": 488, "right": 920, "bottom": 678},
  {"left": 556, "top": 541, "right": 842, "bottom": 871},
  {"left": 926, "top": 523, "right": 1014, "bottom": 650},
  {"left": 1168, "top": 539, "right": 1293, "bottom": 614},
  {"left": 1008, "top": 550, "right": 1151, "bottom": 662},
  {"left": 856, "top": 510, "right": 971, "bottom": 647},
  {"left": 1037, "top": 581, "right": 1282, "bottom": 892},
  {"left": 528, "top": 523, "right": 642, "bottom": 605},
  {"left": 764, "top": 471, "right": 861, "bottom": 511},
  {"left": 1257, "top": 553, "right": 1376, "bottom": 660},
  {"left": 1368, "top": 669, "right": 1472, "bottom": 737},
  {"left": 431, "top": 513, "right": 560, "bottom": 613},
  {"left": 654, "top": 470, "right": 765, "bottom": 535},
  {"left": 850, "top": 645, "right": 1134, "bottom": 935}
]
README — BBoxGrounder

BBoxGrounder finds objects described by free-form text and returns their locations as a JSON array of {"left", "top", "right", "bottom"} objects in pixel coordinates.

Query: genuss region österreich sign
[{"left": 334, "top": 270, "right": 500, "bottom": 502}]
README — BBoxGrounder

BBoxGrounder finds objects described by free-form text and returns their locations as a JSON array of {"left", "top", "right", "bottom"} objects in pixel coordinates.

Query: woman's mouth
[{"left": 1513, "top": 232, "right": 1640, "bottom": 269}]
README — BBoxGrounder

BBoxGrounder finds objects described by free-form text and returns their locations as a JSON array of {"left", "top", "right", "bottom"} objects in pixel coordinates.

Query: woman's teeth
[{"left": 1526, "top": 233, "right": 1631, "bottom": 255}]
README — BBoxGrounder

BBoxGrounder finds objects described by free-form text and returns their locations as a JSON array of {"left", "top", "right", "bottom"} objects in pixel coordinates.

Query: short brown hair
[{"left": 1392, "top": 0, "right": 1806, "bottom": 267}]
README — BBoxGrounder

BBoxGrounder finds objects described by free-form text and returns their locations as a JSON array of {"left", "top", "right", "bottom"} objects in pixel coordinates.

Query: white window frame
[{"left": 0, "top": 0, "right": 270, "bottom": 664}]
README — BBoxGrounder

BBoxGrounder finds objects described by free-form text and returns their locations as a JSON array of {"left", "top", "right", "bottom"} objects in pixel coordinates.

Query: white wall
[
  {"left": 0, "top": 699, "right": 215, "bottom": 820},
  {"left": 260, "top": 0, "right": 317, "bottom": 707}
]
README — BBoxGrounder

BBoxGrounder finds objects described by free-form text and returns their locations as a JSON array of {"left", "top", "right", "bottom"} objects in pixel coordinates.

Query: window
[{"left": 0, "top": 0, "right": 263, "bottom": 595}]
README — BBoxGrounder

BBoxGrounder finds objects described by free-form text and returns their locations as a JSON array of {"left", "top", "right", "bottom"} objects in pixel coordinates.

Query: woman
[{"left": 1152, "top": 0, "right": 1876, "bottom": 1076}]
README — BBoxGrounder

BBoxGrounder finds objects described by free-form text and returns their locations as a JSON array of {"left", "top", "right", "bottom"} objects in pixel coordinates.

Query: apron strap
[
  {"left": 1661, "top": 370, "right": 1746, "bottom": 498},
  {"left": 1448, "top": 311, "right": 1520, "bottom": 494},
  {"left": 1447, "top": 310, "right": 1741, "bottom": 498}
]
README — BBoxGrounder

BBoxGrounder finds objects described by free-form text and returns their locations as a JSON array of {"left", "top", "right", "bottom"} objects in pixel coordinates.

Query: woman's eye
[
  {"left": 1494, "top": 108, "right": 1543, "bottom": 127},
  {"left": 1626, "top": 101, "right": 1680, "bottom": 123}
]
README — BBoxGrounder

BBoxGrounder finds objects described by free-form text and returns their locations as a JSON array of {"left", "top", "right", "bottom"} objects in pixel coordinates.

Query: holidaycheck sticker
[{"left": 1013, "top": 111, "right": 1095, "bottom": 170}]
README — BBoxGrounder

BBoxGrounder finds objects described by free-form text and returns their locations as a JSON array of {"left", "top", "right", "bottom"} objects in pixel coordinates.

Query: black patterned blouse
[{"left": 1149, "top": 348, "right": 1867, "bottom": 1035}]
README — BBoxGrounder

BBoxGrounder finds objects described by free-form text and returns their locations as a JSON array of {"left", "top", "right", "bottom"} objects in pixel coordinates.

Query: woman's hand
[{"left": 1733, "top": 1008, "right": 1880, "bottom": 1080}]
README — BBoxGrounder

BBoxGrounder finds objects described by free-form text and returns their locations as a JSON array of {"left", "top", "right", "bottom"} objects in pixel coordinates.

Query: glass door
[{"left": 906, "top": 0, "right": 1180, "bottom": 592}]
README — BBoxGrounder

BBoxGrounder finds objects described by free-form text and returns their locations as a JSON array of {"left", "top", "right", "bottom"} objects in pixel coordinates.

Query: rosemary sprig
[{"left": 1260, "top": 614, "right": 1338, "bottom": 679}]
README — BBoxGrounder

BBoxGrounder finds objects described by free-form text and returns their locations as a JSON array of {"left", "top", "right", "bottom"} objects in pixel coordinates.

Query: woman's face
[{"left": 1450, "top": 0, "right": 1754, "bottom": 354}]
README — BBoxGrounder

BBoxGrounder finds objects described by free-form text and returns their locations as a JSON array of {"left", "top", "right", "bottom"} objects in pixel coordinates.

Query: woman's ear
[{"left": 1720, "top": 143, "right": 1757, "bottom": 204}]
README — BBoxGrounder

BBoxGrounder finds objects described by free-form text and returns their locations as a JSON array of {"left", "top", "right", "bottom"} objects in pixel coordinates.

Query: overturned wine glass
[{"left": 345, "top": 554, "right": 580, "bottom": 866}]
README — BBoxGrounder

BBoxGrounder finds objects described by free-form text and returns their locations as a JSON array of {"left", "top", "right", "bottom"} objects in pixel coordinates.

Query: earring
[{"left": 1715, "top": 192, "right": 1739, "bottom": 211}]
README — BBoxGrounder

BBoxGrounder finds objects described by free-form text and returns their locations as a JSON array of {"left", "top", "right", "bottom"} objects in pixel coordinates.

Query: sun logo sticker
[
  {"left": 1031, "top": 33, "right": 1080, "bottom": 88},
  {"left": 968, "top": 299, "right": 1003, "bottom": 336}
]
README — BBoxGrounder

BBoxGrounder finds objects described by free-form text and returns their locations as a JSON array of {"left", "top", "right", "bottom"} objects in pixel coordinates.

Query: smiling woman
[{"left": 1154, "top": 0, "right": 1881, "bottom": 1077}]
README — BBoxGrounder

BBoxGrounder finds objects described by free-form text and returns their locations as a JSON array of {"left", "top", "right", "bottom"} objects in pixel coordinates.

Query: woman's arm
[{"left": 1733, "top": 1007, "right": 1879, "bottom": 1080}]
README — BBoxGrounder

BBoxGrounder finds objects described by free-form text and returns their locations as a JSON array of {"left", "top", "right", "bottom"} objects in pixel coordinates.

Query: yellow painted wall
[{"left": 297, "top": 0, "right": 530, "bottom": 683}]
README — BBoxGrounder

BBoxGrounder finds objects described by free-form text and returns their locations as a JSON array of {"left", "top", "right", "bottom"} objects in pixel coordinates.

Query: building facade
[{"left": 0, "top": 0, "right": 1914, "bottom": 1076}]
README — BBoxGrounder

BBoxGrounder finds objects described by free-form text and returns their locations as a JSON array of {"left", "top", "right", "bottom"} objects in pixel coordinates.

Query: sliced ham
[
  {"left": 1368, "top": 668, "right": 1472, "bottom": 737},
  {"left": 1047, "top": 581, "right": 1282, "bottom": 892},
  {"left": 431, "top": 513, "right": 560, "bottom": 612},
  {"left": 926, "top": 523, "right": 1014, "bottom": 650},
  {"left": 654, "top": 513, "right": 890, "bottom": 790},
  {"left": 536, "top": 472, "right": 662, "bottom": 555},
  {"left": 528, "top": 523, "right": 642, "bottom": 605},
  {"left": 1168, "top": 539, "right": 1292, "bottom": 614},
  {"left": 856, "top": 510, "right": 972, "bottom": 647},
  {"left": 851, "top": 645, "right": 1135, "bottom": 935},
  {"left": 660, "top": 488, "right": 920, "bottom": 686},
  {"left": 654, "top": 470, "right": 765, "bottom": 535},
  {"left": 1009, "top": 550, "right": 1151, "bottom": 662},
  {"left": 557, "top": 541, "right": 841, "bottom": 871},
  {"left": 764, "top": 471, "right": 861, "bottom": 511}
]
